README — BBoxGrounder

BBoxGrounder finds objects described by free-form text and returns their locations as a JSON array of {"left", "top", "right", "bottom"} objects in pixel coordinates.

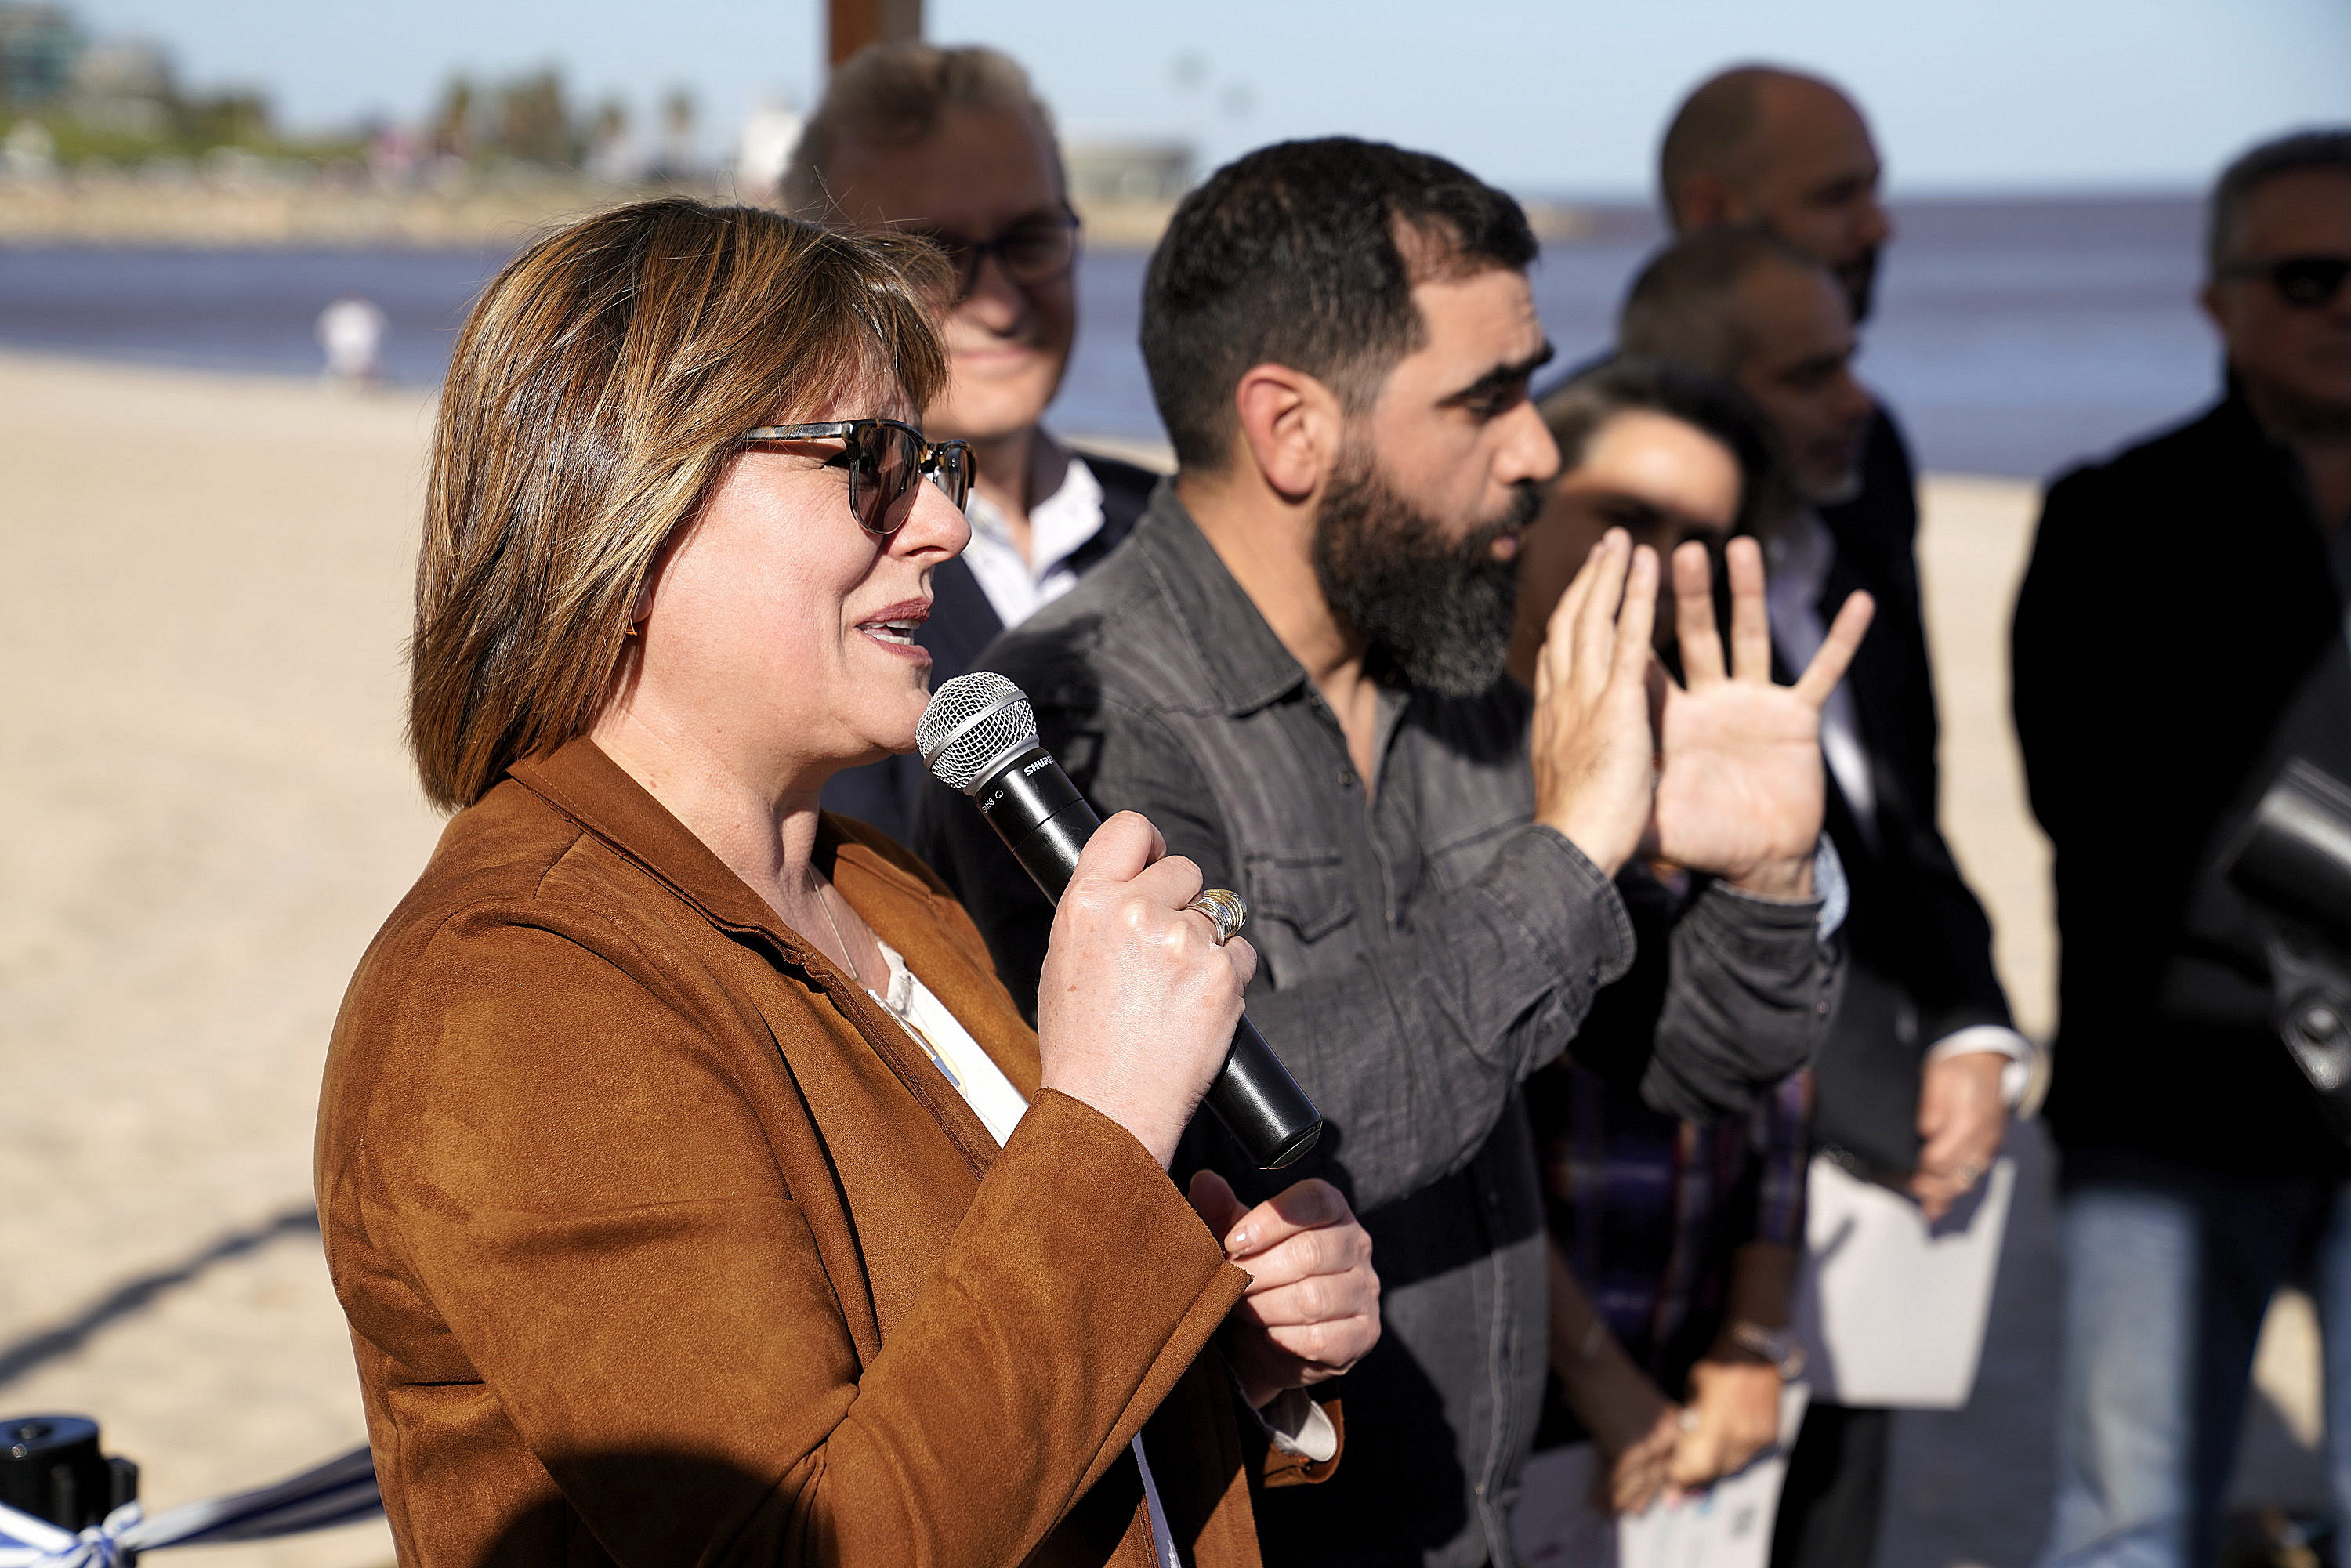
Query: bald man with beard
[
  {"left": 1658, "top": 67, "right": 1908, "bottom": 570},
  {"left": 1660, "top": 67, "right": 1894, "bottom": 324}
]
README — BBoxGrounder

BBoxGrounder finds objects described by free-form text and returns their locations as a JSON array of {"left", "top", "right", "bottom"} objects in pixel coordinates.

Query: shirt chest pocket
[
  {"left": 1241, "top": 848, "right": 1356, "bottom": 945},
  {"left": 1423, "top": 813, "right": 1523, "bottom": 895}
]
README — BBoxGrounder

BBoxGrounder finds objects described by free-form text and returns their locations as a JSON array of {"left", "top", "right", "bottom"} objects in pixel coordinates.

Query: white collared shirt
[
  {"left": 1766, "top": 511, "right": 1877, "bottom": 845},
  {"left": 959, "top": 439, "right": 1107, "bottom": 630}
]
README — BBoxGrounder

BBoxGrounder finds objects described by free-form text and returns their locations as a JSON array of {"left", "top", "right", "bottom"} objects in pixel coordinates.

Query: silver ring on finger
[{"left": 1182, "top": 888, "right": 1248, "bottom": 946}]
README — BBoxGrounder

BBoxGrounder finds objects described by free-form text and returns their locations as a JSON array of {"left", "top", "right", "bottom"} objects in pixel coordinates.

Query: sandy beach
[
  {"left": 1, "top": 351, "right": 439, "bottom": 1567},
  {"left": 0, "top": 346, "right": 2310, "bottom": 1566}
]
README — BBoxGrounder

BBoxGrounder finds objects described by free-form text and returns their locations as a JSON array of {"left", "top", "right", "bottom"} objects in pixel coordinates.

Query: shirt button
[{"left": 1335, "top": 766, "right": 1355, "bottom": 788}]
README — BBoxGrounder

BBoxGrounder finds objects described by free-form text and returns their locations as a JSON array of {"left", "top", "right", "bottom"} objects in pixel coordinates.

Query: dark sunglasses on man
[
  {"left": 740, "top": 418, "right": 973, "bottom": 536},
  {"left": 2221, "top": 254, "right": 2351, "bottom": 310},
  {"left": 910, "top": 207, "right": 1082, "bottom": 301}
]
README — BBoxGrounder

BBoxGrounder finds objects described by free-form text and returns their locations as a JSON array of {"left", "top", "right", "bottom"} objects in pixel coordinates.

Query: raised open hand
[
  {"left": 1652, "top": 537, "right": 1874, "bottom": 896},
  {"left": 1529, "top": 529, "right": 1662, "bottom": 878}
]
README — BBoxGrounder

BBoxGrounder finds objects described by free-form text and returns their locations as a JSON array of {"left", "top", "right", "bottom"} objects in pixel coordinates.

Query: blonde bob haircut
[{"left": 409, "top": 197, "right": 951, "bottom": 811}]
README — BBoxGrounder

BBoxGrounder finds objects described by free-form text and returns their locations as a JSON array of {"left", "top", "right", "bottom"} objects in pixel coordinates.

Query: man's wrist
[
  {"left": 1925, "top": 1025, "right": 2041, "bottom": 1111},
  {"left": 1537, "top": 810, "right": 1633, "bottom": 879},
  {"left": 1726, "top": 855, "right": 1815, "bottom": 901},
  {"left": 1712, "top": 1320, "right": 1806, "bottom": 1380}
]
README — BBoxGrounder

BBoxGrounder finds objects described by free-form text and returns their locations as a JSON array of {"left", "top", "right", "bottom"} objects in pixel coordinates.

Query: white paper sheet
[
  {"left": 1789, "top": 1150, "right": 2014, "bottom": 1408},
  {"left": 1512, "top": 1384, "right": 1811, "bottom": 1568}
]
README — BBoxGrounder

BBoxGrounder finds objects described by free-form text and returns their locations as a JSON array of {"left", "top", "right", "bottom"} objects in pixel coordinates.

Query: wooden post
[{"left": 828, "top": 0, "right": 923, "bottom": 69}]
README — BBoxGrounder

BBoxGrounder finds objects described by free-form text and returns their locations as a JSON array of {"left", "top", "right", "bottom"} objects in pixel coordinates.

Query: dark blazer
[
  {"left": 822, "top": 450, "right": 1160, "bottom": 842},
  {"left": 1805, "top": 406, "right": 2015, "bottom": 1180},
  {"left": 2012, "top": 384, "right": 2351, "bottom": 1175}
]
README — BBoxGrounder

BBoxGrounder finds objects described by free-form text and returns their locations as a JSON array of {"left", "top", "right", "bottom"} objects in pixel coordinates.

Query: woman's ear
[
  {"left": 1233, "top": 362, "right": 1343, "bottom": 504},
  {"left": 629, "top": 509, "right": 699, "bottom": 634},
  {"left": 598, "top": 568, "right": 658, "bottom": 720}
]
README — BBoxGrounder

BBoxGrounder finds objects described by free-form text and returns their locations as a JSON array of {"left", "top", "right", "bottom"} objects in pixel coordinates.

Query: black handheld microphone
[{"left": 920, "top": 672, "right": 1323, "bottom": 1170}]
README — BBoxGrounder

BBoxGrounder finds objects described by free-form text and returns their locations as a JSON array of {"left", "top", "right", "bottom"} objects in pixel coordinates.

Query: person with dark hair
[
  {"left": 2014, "top": 127, "right": 2351, "bottom": 1568},
  {"left": 1505, "top": 364, "right": 1817, "bottom": 1549},
  {"left": 785, "top": 42, "right": 1161, "bottom": 842},
  {"left": 1621, "top": 222, "right": 2034, "bottom": 1568},
  {"left": 321, "top": 197, "right": 1382, "bottom": 1567},
  {"left": 917, "top": 136, "right": 1870, "bottom": 1568},
  {"left": 1507, "top": 360, "right": 1782, "bottom": 687}
]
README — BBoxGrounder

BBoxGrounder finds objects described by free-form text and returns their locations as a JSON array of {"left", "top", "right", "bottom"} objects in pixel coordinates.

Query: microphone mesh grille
[{"left": 918, "top": 672, "right": 1040, "bottom": 793}]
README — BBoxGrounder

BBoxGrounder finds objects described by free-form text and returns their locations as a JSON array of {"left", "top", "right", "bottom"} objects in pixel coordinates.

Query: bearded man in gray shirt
[{"left": 916, "top": 138, "right": 1872, "bottom": 1568}]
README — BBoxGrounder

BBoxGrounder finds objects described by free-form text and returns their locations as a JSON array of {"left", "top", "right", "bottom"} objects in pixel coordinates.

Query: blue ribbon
[{"left": 0, "top": 1446, "right": 380, "bottom": 1568}]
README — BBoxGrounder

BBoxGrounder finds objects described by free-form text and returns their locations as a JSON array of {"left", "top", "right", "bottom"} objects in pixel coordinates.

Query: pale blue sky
[{"left": 68, "top": 0, "right": 2351, "bottom": 197}]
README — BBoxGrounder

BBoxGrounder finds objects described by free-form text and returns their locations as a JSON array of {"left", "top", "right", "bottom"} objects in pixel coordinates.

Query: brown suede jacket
[{"left": 316, "top": 737, "right": 1335, "bottom": 1567}]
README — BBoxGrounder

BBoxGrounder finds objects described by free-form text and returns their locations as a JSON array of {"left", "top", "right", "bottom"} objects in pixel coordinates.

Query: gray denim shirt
[{"left": 913, "top": 487, "right": 1835, "bottom": 1568}]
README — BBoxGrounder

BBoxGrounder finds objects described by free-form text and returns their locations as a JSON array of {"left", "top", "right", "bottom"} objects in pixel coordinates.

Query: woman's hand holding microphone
[
  {"left": 1034, "top": 809, "right": 1379, "bottom": 1407},
  {"left": 1035, "top": 809, "right": 1257, "bottom": 1168}
]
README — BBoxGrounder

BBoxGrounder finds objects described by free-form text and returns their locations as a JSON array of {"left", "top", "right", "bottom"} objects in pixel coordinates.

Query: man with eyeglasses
[
  {"left": 784, "top": 42, "right": 1160, "bottom": 841},
  {"left": 2013, "top": 129, "right": 2351, "bottom": 1568}
]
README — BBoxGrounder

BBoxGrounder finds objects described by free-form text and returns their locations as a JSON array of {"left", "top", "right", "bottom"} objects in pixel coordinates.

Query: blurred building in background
[
  {"left": 2, "top": 2, "right": 281, "bottom": 170},
  {"left": 1063, "top": 136, "right": 1191, "bottom": 204},
  {"left": 0, "top": 2, "right": 76, "bottom": 107},
  {"left": 68, "top": 36, "right": 172, "bottom": 136}
]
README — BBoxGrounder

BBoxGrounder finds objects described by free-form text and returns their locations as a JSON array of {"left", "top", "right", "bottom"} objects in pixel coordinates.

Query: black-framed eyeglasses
[
  {"left": 911, "top": 207, "right": 1082, "bottom": 300},
  {"left": 739, "top": 418, "right": 972, "bottom": 534},
  {"left": 2221, "top": 254, "right": 2351, "bottom": 310}
]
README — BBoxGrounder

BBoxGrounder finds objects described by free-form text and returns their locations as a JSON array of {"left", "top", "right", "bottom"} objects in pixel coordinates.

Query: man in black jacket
[
  {"left": 1621, "top": 215, "right": 2035, "bottom": 1568},
  {"left": 784, "top": 42, "right": 1159, "bottom": 842},
  {"left": 2013, "top": 129, "right": 2351, "bottom": 1568}
]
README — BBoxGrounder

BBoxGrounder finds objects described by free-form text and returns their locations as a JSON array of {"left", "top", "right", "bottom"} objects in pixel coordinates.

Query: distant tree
[
  {"left": 429, "top": 74, "right": 474, "bottom": 158},
  {"left": 589, "top": 96, "right": 625, "bottom": 148},
  {"left": 655, "top": 84, "right": 694, "bottom": 176},
  {"left": 179, "top": 88, "right": 270, "bottom": 147},
  {"left": 582, "top": 94, "right": 637, "bottom": 182},
  {"left": 496, "top": 67, "right": 576, "bottom": 165}
]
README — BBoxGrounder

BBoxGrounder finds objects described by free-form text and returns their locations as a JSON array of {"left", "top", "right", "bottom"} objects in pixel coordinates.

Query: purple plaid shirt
[{"left": 1531, "top": 1059, "right": 1810, "bottom": 1403}]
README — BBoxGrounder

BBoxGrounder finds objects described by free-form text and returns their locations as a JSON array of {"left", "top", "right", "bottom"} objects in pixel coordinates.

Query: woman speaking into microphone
[{"left": 317, "top": 198, "right": 1375, "bottom": 1568}]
